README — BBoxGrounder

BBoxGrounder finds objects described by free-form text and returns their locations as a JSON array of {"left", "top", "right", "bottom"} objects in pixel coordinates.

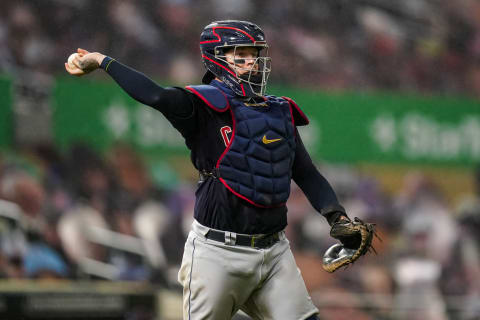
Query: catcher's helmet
[{"left": 200, "top": 20, "right": 271, "bottom": 97}]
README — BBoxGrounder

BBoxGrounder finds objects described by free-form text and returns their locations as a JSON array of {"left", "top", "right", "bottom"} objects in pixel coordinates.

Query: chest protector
[{"left": 186, "top": 83, "right": 309, "bottom": 208}]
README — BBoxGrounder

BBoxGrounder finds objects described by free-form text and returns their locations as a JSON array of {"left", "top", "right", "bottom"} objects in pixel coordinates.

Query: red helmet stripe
[
  {"left": 200, "top": 26, "right": 256, "bottom": 44},
  {"left": 202, "top": 54, "right": 237, "bottom": 77}
]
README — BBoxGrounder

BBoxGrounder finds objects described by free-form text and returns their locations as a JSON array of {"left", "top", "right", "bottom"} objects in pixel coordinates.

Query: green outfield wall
[
  {"left": 0, "top": 76, "right": 12, "bottom": 149},
  {"left": 1, "top": 76, "right": 480, "bottom": 166}
]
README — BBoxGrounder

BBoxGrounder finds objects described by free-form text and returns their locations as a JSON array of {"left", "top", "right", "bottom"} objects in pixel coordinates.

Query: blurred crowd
[
  {"left": 0, "top": 143, "right": 189, "bottom": 283},
  {"left": 2, "top": 0, "right": 480, "bottom": 96},
  {"left": 0, "top": 142, "right": 480, "bottom": 319}
]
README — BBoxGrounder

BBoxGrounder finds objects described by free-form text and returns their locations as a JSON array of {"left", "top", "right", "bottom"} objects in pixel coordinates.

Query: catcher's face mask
[{"left": 217, "top": 45, "right": 271, "bottom": 97}]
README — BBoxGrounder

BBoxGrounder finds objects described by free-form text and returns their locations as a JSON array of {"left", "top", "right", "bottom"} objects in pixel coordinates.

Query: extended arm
[
  {"left": 64, "top": 48, "right": 193, "bottom": 118},
  {"left": 292, "top": 131, "right": 348, "bottom": 225}
]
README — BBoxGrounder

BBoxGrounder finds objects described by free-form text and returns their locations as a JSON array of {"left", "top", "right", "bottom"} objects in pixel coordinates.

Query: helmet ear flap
[{"left": 202, "top": 71, "right": 216, "bottom": 84}]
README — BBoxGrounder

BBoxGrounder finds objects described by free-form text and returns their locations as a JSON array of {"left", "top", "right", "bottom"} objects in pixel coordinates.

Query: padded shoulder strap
[
  {"left": 185, "top": 85, "right": 230, "bottom": 112},
  {"left": 282, "top": 96, "right": 309, "bottom": 126}
]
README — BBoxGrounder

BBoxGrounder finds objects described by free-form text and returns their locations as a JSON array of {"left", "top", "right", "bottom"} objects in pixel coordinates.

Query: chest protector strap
[{"left": 187, "top": 84, "right": 307, "bottom": 208}]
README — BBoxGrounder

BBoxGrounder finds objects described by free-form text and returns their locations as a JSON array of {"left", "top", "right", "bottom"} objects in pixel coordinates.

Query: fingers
[
  {"left": 65, "top": 49, "right": 88, "bottom": 76},
  {"left": 66, "top": 49, "right": 100, "bottom": 76},
  {"left": 64, "top": 62, "right": 81, "bottom": 75},
  {"left": 64, "top": 62, "right": 85, "bottom": 76},
  {"left": 71, "top": 55, "right": 82, "bottom": 69},
  {"left": 77, "top": 48, "right": 89, "bottom": 56}
]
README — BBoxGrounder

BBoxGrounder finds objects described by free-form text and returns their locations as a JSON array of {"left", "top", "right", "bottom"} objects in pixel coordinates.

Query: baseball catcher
[
  {"left": 322, "top": 216, "right": 378, "bottom": 273},
  {"left": 65, "top": 19, "right": 378, "bottom": 320}
]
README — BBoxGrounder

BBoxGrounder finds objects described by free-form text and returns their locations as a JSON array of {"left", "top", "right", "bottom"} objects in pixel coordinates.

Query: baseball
[{"left": 67, "top": 53, "right": 78, "bottom": 69}]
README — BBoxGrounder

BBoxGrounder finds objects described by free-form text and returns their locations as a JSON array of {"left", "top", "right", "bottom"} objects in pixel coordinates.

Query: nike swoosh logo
[{"left": 262, "top": 135, "right": 282, "bottom": 144}]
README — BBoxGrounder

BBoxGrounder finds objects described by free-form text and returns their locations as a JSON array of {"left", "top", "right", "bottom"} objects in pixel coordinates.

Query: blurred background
[{"left": 1, "top": 0, "right": 480, "bottom": 319}]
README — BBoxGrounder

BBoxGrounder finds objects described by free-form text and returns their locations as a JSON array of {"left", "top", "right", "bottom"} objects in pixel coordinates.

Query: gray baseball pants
[{"left": 178, "top": 219, "right": 319, "bottom": 320}]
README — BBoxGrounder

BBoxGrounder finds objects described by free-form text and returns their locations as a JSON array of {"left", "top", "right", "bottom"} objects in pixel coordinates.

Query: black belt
[{"left": 206, "top": 229, "right": 281, "bottom": 249}]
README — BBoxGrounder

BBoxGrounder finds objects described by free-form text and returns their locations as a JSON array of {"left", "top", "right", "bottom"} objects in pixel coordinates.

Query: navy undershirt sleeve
[
  {"left": 292, "top": 130, "right": 346, "bottom": 223},
  {"left": 100, "top": 56, "right": 194, "bottom": 118}
]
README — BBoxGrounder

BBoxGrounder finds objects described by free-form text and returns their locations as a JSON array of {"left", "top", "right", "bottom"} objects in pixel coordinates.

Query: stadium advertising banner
[
  {"left": 0, "top": 77, "right": 477, "bottom": 166},
  {"left": 269, "top": 87, "right": 480, "bottom": 166},
  {"left": 53, "top": 78, "right": 185, "bottom": 155}
]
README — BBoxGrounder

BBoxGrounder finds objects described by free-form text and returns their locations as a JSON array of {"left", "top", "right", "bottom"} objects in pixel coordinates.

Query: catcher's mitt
[{"left": 322, "top": 217, "right": 377, "bottom": 273}]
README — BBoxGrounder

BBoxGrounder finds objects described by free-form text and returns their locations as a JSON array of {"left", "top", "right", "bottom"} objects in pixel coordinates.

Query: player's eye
[{"left": 234, "top": 58, "right": 246, "bottom": 64}]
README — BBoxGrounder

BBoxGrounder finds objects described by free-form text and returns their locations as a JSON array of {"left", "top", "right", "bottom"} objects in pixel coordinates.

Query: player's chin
[
  {"left": 239, "top": 73, "right": 262, "bottom": 83},
  {"left": 237, "top": 68, "right": 259, "bottom": 76}
]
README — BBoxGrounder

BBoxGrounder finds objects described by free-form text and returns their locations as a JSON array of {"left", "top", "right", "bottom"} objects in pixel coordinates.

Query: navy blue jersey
[
  {"left": 164, "top": 85, "right": 292, "bottom": 234},
  {"left": 101, "top": 57, "right": 344, "bottom": 234}
]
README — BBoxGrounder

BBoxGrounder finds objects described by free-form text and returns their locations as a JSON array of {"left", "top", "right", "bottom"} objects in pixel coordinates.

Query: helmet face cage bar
[{"left": 215, "top": 44, "right": 272, "bottom": 96}]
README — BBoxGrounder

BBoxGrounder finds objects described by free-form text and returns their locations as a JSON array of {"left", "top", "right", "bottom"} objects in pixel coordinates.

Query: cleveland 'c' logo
[{"left": 262, "top": 135, "right": 282, "bottom": 144}]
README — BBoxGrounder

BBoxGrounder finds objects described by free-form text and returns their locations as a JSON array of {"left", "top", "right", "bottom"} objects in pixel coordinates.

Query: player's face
[{"left": 225, "top": 47, "right": 259, "bottom": 76}]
